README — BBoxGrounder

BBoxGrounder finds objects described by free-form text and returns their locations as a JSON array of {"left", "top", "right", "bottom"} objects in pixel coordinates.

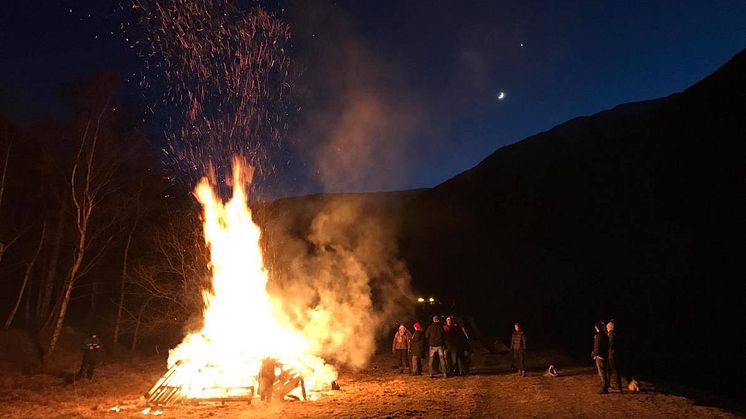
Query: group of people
[
  {"left": 392, "top": 315, "right": 470, "bottom": 378},
  {"left": 592, "top": 319, "right": 623, "bottom": 394},
  {"left": 394, "top": 316, "right": 628, "bottom": 395}
]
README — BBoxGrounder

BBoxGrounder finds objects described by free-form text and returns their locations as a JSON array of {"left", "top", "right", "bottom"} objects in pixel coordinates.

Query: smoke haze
[{"left": 259, "top": 193, "right": 414, "bottom": 369}]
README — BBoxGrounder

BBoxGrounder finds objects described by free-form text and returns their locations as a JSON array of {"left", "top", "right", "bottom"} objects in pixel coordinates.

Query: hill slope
[{"left": 400, "top": 48, "right": 745, "bottom": 393}]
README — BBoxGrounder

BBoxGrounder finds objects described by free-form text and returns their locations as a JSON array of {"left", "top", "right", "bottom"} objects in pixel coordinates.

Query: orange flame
[{"left": 164, "top": 158, "right": 336, "bottom": 400}]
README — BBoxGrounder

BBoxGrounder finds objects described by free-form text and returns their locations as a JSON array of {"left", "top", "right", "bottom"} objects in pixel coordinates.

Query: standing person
[
  {"left": 606, "top": 320, "right": 623, "bottom": 393},
  {"left": 410, "top": 322, "right": 426, "bottom": 375},
  {"left": 259, "top": 357, "right": 277, "bottom": 402},
  {"left": 510, "top": 322, "right": 527, "bottom": 376},
  {"left": 392, "top": 324, "right": 412, "bottom": 373},
  {"left": 425, "top": 315, "right": 448, "bottom": 378},
  {"left": 444, "top": 316, "right": 469, "bottom": 375},
  {"left": 76, "top": 332, "right": 102, "bottom": 380},
  {"left": 592, "top": 321, "right": 610, "bottom": 394}
]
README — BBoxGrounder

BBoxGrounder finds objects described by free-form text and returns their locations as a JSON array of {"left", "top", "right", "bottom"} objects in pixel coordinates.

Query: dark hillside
[{"left": 400, "top": 49, "right": 746, "bottom": 393}]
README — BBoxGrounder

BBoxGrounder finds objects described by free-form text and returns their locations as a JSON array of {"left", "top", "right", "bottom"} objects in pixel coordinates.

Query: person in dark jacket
[
  {"left": 76, "top": 332, "right": 102, "bottom": 380},
  {"left": 592, "top": 321, "right": 609, "bottom": 394},
  {"left": 410, "top": 322, "right": 426, "bottom": 375},
  {"left": 510, "top": 322, "right": 527, "bottom": 376},
  {"left": 606, "top": 320, "right": 623, "bottom": 393},
  {"left": 444, "top": 316, "right": 469, "bottom": 375},
  {"left": 425, "top": 315, "right": 448, "bottom": 378},
  {"left": 392, "top": 324, "right": 412, "bottom": 373}
]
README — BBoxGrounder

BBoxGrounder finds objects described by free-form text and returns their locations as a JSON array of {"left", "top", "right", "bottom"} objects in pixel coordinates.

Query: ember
[{"left": 145, "top": 159, "right": 336, "bottom": 407}]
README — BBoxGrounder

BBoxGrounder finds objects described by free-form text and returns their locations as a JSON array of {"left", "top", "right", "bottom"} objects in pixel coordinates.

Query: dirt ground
[{"left": 0, "top": 350, "right": 740, "bottom": 418}]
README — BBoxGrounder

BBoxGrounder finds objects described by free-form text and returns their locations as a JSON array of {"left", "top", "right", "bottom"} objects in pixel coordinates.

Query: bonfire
[{"left": 145, "top": 159, "right": 336, "bottom": 407}]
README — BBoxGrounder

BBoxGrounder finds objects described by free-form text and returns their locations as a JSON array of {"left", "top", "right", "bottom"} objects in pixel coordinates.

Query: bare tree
[
  {"left": 35, "top": 200, "right": 65, "bottom": 325},
  {"left": 113, "top": 187, "right": 143, "bottom": 345},
  {"left": 0, "top": 138, "right": 18, "bottom": 266},
  {"left": 126, "top": 211, "right": 208, "bottom": 349},
  {"left": 44, "top": 104, "right": 119, "bottom": 363},
  {"left": 0, "top": 139, "right": 10, "bottom": 217},
  {"left": 5, "top": 222, "right": 46, "bottom": 329}
]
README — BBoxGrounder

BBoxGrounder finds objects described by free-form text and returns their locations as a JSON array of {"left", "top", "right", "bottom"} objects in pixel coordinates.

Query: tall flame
[{"left": 165, "top": 158, "right": 336, "bottom": 399}]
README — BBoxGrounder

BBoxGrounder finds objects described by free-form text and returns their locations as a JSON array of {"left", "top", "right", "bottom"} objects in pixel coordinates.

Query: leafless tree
[
  {"left": 126, "top": 211, "right": 209, "bottom": 349},
  {"left": 113, "top": 182, "right": 145, "bottom": 345},
  {"left": 4, "top": 222, "right": 46, "bottom": 329},
  {"left": 44, "top": 101, "right": 121, "bottom": 363}
]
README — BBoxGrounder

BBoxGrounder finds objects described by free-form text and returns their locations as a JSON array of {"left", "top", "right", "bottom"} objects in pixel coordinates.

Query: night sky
[{"left": 1, "top": 0, "right": 745, "bottom": 196}]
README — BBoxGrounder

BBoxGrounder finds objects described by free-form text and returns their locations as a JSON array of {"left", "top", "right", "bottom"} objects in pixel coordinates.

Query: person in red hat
[{"left": 410, "top": 322, "right": 426, "bottom": 375}]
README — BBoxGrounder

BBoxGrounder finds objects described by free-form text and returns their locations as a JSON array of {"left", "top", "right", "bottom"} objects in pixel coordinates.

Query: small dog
[{"left": 627, "top": 378, "right": 640, "bottom": 392}]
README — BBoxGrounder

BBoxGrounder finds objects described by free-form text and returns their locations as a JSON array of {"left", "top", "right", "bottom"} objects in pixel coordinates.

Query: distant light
[
  {"left": 520, "top": 43, "right": 524, "bottom": 47},
  {"left": 417, "top": 297, "right": 425, "bottom": 303},
  {"left": 497, "top": 92, "right": 506, "bottom": 100},
  {"left": 428, "top": 297, "right": 435, "bottom": 303}
]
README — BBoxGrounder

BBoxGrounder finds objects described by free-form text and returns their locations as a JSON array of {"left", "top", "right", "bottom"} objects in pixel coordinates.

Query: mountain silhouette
[{"left": 399, "top": 48, "right": 745, "bottom": 393}]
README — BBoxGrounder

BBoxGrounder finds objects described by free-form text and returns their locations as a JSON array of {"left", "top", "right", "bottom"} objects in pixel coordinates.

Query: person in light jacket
[{"left": 392, "top": 324, "right": 412, "bottom": 373}]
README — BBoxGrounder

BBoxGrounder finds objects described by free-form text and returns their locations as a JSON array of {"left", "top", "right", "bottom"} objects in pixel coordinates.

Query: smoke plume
[{"left": 260, "top": 193, "right": 413, "bottom": 369}]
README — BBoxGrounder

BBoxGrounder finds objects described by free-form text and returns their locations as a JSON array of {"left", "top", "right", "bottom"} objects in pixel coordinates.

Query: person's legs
[
  {"left": 595, "top": 358, "right": 608, "bottom": 393},
  {"left": 453, "top": 350, "right": 466, "bottom": 375},
  {"left": 447, "top": 347, "right": 457, "bottom": 375},
  {"left": 437, "top": 347, "right": 448, "bottom": 377},
  {"left": 397, "top": 349, "right": 408, "bottom": 372},
  {"left": 518, "top": 350, "right": 525, "bottom": 375},
  {"left": 75, "top": 362, "right": 85, "bottom": 381},
  {"left": 86, "top": 360, "right": 95, "bottom": 379},
  {"left": 609, "top": 356, "right": 622, "bottom": 392},
  {"left": 428, "top": 347, "right": 437, "bottom": 377}
]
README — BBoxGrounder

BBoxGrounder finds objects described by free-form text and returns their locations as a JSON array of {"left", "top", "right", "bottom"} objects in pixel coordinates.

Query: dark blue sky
[{"left": 1, "top": 0, "right": 745, "bottom": 195}]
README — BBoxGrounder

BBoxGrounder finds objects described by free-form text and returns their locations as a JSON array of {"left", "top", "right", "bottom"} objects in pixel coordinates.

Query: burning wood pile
[
  {"left": 144, "top": 358, "right": 306, "bottom": 406},
  {"left": 142, "top": 160, "right": 336, "bottom": 408}
]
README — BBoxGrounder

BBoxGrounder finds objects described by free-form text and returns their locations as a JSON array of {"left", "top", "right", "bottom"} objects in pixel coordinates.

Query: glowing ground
[{"left": 0, "top": 351, "right": 739, "bottom": 418}]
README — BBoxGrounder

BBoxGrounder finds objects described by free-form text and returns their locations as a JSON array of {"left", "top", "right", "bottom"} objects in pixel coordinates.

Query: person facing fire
[
  {"left": 425, "top": 315, "right": 448, "bottom": 378},
  {"left": 392, "top": 324, "right": 412, "bottom": 373},
  {"left": 592, "top": 321, "right": 610, "bottom": 394},
  {"left": 510, "top": 322, "right": 527, "bottom": 377},
  {"left": 606, "top": 320, "right": 623, "bottom": 393},
  {"left": 444, "top": 316, "right": 469, "bottom": 375},
  {"left": 259, "top": 357, "right": 278, "bottom": 402},
  {"left": 76, "top": 332, "right": 102, "bottom": 380},
  {"left": 410, "top": 322, "right": 426, "bottom": 375}
]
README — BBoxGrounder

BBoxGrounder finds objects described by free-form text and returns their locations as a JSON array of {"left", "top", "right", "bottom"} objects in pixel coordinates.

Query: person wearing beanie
[
  {"left": 444, "top": 316, "right": 469, "bottom": 375},
  {"left": 410, "top": 322, "right": 426, "bottom": 375},
  {"left": 425, "top": 316, "right": 448, "bottom": 377}
]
